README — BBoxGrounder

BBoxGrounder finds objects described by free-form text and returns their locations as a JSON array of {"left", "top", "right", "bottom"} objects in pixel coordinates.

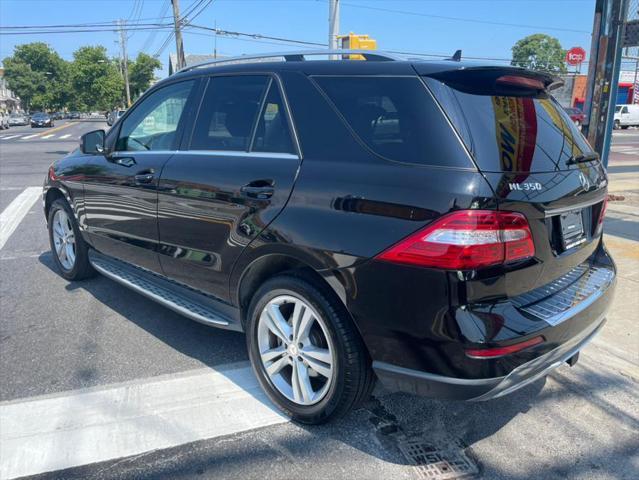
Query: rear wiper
[{"left": 566, "top": 153, "right": 599, "bottom": 165}]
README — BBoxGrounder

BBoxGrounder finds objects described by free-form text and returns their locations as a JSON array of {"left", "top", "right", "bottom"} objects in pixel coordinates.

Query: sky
[{"left": 0, "top": 0, "right": 602, "bottom": 77}]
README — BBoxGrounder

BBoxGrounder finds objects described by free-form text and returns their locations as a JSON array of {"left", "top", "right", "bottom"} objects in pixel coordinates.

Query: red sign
[{"left": 566, "top": 47, "right": 586, "bottom": 66}]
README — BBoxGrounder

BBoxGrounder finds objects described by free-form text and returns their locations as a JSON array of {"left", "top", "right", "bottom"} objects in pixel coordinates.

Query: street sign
[{"left": 566, "top": 47, "right": 586, "bottom": 65}]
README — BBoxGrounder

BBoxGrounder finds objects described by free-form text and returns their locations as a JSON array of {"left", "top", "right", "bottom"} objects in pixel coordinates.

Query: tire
[
  {"left": 47, "top": 198, "right": 95, "bottom": 280},
  {"left": 246, "top": 274, "right": 374, "bottom": 424},
  {"left": 614, "top": 120, "right": 621, "bottom": 130}
]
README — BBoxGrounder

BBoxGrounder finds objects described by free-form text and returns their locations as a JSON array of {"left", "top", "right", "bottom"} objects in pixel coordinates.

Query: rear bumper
[{"left": 373, "top": 314, "right": 605, "bottom": 400}]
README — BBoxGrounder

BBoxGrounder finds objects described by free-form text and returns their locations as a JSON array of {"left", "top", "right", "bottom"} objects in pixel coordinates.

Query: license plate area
[{"left": 560, "top": 210, "right": 586, "bottom": 249}]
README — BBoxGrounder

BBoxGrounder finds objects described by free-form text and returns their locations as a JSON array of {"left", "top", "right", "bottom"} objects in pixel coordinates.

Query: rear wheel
[
  {"left": 246, "top": 274, "right": 374, "bottom": 424},
  {"left": 47, "top": 198, "right": 95, "bottom": 280}
]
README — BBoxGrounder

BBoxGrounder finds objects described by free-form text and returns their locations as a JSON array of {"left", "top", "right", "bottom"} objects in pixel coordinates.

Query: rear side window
[
  {"left": 314, "top": 76, "right": 472, "bottom": 168},
  {"left": 190, "top": 75, "right": 269, "bottom": 151},
  {"left": 252, "top": 80, "right": 295, "bottom": 154},
  {"left": 424, "top": 77, "right": 595, "bottom": 172}
]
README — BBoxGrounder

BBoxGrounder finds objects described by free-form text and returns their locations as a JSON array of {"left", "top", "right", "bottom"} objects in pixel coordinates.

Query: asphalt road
[{"left": 0, "top": 120, "right": 637, "bottom": 480}]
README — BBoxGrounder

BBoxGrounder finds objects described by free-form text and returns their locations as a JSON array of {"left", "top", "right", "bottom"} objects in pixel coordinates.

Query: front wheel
[
  {"left": 47, "top": 198, "right": 95, "bottom": 280},
  {"left": 246, "top": 274, "right": 374, "bottom": 424}
]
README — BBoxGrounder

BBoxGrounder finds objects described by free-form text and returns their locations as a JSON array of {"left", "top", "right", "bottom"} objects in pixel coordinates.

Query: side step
[{"left": 89, "top": 251, "right": 242, "bottom": 331}]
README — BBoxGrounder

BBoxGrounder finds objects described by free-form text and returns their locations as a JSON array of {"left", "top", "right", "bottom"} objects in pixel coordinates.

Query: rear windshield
[
  {"left": 313, "top": 76, "right": 473, "bottom": 168},
  {"left": 424, "top": 77, "right": 595, "bottom": 173}
]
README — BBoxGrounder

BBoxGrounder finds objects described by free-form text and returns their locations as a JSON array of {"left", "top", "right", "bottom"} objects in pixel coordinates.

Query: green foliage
[
  {"left": 2, "top": 42, "right": 70, "bottom": 110},
  {"left": 128, "top": 53, "right": 161, "bottom": 100},
  {"left": 511, "top": 34, "right": 567, "bottom": 73},
  {"left": 69, "top": 46, "right": 124, "bottom": 111}
]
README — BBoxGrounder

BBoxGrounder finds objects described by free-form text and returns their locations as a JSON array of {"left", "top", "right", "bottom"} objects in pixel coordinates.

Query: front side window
[
  {"left": 116, "top": 80, "right": 194, "bottom": 151},
  {"left": 190, "top": 75, "right": 269, "bottom": 151},
  {"left": 621, "top": 106, "right": 629, "bottom": 114}
]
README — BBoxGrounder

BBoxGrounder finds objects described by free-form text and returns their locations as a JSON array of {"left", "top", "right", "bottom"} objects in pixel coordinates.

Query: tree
[
  {"left": 2, "top": 42, "right": 69, "bottom": 110},
  {"left": 70, "top": 46, "right": 124, "bottom": 111},
  {"left": 511, "top": 34, "right": 567, "bottom": 73},
  {"left": 128, "top": 53, "right": 161, "bottom": 100}
]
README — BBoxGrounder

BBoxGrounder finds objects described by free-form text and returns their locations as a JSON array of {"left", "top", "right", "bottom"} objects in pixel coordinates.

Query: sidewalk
[{"left": 601, "top": 155, "right": 639, "bottom": 360}]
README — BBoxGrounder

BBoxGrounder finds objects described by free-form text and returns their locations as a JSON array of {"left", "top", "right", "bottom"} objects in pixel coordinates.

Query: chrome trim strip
[
  {"left": 373, "top": 361, "right": 503, "bottom": 386},
  {"left": 90, "top": 259, "right": 229, "bottom": 327},
  {"left": 544, "top": 196, "right": 605, "bottom": 217},
  {"left": 176, "top": 150, "right": 299, "bottom": 160},
  {"left": 110, "top": 150, "right": 179, "bottom": 156}
]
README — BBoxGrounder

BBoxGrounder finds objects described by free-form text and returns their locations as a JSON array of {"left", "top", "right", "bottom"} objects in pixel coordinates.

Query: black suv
[{"left": 43, "top": 51, "right": 615, "bottom": 424}]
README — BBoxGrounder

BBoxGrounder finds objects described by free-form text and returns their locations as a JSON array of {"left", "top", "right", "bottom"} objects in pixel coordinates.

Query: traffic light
[{"left": 339, "top": 33, "right": 377, "bottom": 60}]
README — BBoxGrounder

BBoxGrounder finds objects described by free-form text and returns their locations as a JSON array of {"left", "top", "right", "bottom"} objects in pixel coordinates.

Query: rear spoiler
[{"left": 416, "top": 65, "right": 563, "bottom": 95}]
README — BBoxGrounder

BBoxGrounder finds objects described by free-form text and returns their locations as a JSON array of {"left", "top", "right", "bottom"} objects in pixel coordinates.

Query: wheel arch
[{"left": 234, "top": 251, "right": 358, "bottom": 334}]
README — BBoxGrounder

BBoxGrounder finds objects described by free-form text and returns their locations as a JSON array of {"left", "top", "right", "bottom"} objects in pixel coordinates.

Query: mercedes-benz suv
[{"left": 43, "top": 51, "right": 616, "bottom": 424}]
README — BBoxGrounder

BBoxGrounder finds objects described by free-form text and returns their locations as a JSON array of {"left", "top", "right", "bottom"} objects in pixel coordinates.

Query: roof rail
[{"left": 175, "top": 49, "right": 404, "bottom": 74}]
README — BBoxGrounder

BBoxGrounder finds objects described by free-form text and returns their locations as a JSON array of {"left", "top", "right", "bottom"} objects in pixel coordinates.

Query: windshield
[
  {"left": 425, "top": 77, "right": 595, "bottom": 173},
  {"left": 615, "top": 105, "right": 623, "bottom": 113}
]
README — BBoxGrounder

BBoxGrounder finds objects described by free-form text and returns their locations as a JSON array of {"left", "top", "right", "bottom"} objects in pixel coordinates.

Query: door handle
[
  {"left": 134, "top": 169, "right": 155, "bottom": 185},
  {"left": 240, "top": 180, "right": 274, "bottom": 199}
]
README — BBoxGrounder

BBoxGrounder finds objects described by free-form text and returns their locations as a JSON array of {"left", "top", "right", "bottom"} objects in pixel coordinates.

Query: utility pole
[
  {"left": 171, "top": 0, "right": 186, "bottom": 70},
  {"left": 328, "top": 0, "right": 340, "bottom": 58},
  {"left": 582, "top": 0, "right": 629, "bottom": 167},
  {"left": 118, "top": 19, "right": 131, "bottom": 107}
]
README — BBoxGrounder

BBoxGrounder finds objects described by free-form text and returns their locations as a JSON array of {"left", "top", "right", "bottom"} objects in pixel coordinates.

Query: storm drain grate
[{"left": 397, "top": 438, "right": 478, "bottom": 480}]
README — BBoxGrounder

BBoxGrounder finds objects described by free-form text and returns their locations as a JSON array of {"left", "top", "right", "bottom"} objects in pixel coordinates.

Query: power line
[
  {"left": 188, "top": 24, "right": 325, "bottom": 47},
  {"left": 338, "top": 1, "right": 591, "bottom": 35},
  {"left": 139, "top": 0, "right": 171, "bottom": 53}
]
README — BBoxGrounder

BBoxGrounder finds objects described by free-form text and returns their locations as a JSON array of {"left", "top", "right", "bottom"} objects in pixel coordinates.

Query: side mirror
[{"left": 80, "top": 129, "right": 105, "bottom": 155}]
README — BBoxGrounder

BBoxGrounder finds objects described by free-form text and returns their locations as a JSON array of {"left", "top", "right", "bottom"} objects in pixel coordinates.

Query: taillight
[
  {"left": 465, "top": 336, "right": 544, "bottom": 359},
  {"left": 376, "top": 210, "right": 535, "bottom": 270}
]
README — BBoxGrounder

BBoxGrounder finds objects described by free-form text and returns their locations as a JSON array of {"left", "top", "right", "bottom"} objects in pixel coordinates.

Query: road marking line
[
  {"left": 0, "top": 187, "right": 41, "bottom": 251},
  {"left": 41, "top": 134, "right": 55, "bottom": 139},
  {"left": 0, "top": 363, "right": 289, "bottom": 479},
  {"left": 20, "top": 134, "right": 39, "bottom": 139},
  {"left": 1, "top": 135, "right": 21, "bottom": 139},
  {"left": 59, "top": 134, "right": 71, "bottom": 139},
  {"left": 31, "top": 121, "right": 75, "bottom": 138}
]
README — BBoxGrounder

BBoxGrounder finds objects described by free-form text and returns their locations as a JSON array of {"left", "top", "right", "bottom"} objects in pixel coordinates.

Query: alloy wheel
[
  {"left": 52, "top": 209, "right": 76, "bottom": 270},
  {"left": 257, "top": 294, "right": 335, "bottom": 406}
]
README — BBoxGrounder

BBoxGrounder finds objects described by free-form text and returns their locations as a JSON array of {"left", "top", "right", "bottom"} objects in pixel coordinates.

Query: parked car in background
[
  {"left": 69, "top": 112, "right": 81, "bottom": 120},
  {"left": 564, "top": 107, "right": 586, "bottom": 128},
  {"left": 0, "top": 112, "right": 9, "bottom": 129},
  {"left": 614, "top": 104, "right": 639, "bottom": 129},
  {"left": 30, "top": 112, "right": 54, "bottom": 128},
  {"left": 8, "top": 113, "right": 29, "bottom": 126},
  {"left": 44, "top": 51, "right": 615, "bottom": 424},
  {"left": 106, "top": 109, "right": 126, "bottom": 127}
]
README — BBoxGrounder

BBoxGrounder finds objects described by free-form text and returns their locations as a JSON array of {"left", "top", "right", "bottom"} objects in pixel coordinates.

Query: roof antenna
[{"left": 448, "top": 49, "right": 462, "bottom": 62}]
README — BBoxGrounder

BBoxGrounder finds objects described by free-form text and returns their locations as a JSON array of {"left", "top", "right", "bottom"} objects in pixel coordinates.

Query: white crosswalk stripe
[
  {"left": 0, "top": 187, "right": 41, "bottom": 251},
  {"left": 59, "top": 134, "right": 71, "bottom": 139},
  {"left": 20, "top": 134, "right": 39, "bottom": 139},
  {"left": 0, "top": 135, "right": 21, "bottom": 139},
  {"left": 40, "top": 134, "right": 55, "bottom": 139},
  {"left": 0, "top": 363, "right": 288, "bottom": 479}
]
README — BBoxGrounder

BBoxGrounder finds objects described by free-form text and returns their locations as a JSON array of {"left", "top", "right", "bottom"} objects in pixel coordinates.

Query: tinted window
[
  {"left": 424, "top": 77, "right": 594, "bottom": 173},
  {"left": 314, "top": 76, "right": 471, "bottom": 167},
  {"left": 251, "top": 81, "right": 295, "bottom": 154},
  {"left": 190, "top": 75, "right": 269, "bottom": 151},
  {"left": 116, "top": 80, "right": 194, "bottom": 151},
  {"left": 621, "top": 106, "right": 629, "bottom": 113}
]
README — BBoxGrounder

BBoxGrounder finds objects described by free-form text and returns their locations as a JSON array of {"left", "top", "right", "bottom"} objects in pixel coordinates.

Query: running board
[{"left": 89, "top": 251, "right": 242, "bottom": 331}]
